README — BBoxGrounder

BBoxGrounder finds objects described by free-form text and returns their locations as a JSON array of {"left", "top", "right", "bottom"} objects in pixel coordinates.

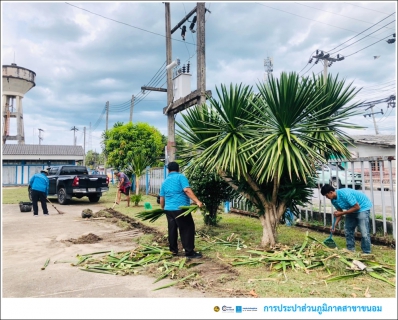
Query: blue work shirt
[
  {"left": 159, "top": 172, "right": 190, "bottom": 210},
  {"left": 29, "top": 172, "right": 49, "bottom": 196},
  {"left": 331, "top": 188, "right": 372, "bottom": 213}
]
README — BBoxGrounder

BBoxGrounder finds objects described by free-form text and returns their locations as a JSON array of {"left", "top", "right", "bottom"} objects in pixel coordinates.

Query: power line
[
  {"left": 297, "top": 50, "right": 317, "bottom": 74},
  {"left": 328, "top": 20, "right": 396, "bottom": 55},
  {"left": 295, "top": 2, "right": 395, "bottom": 30},
  {"left": 108, "top": 61, "right": 168, "bottom": 112},
  {"left": 256, "top": 2, "right": 393, "bottom": 37},
  {"left": 344, "top": 2, "right": 391, "bottom": 15},
  {"left": 344, "top": 33, "right": 395, "bottom": 57},
  {"left": 65, "top": 2, "right": 196, "bottom": 46},
  {"left": 360, "top": 79, "right": 396, "bottom": 89},
  {"left": 361, "top": 85, "right": 396, "bottom": 92},
  {"left": 326, "top": 12, "right": 395, "bottom": 52}
]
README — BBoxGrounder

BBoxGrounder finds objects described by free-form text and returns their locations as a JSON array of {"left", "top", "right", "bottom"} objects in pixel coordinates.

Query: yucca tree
[
  {"left": 177, "top": 73, "right": 363, "bottom": 247},
  {"left": 127, "top": 153, "right": 152, "bottom": 195},
  {"left": 305, "top": 73, "right": 364, "bottom": 160}
]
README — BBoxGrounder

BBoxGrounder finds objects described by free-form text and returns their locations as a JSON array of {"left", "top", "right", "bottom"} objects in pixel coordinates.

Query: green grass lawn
[{"left": 2, "top": 185, "right": 396, "bottom": 298}]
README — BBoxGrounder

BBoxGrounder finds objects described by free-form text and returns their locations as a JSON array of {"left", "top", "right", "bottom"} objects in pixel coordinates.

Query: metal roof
[
  {"left": 348, "top": 135, "right": 396, "bottom": 147},
  {"left": 2, "top": 144, "right": 84, "bottom": 156}
]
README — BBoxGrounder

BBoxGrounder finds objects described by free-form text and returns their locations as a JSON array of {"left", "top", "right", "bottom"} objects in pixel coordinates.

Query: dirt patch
[
  {"left": 86, "top": 208, "right": 241, "bottom": 297},
  {"left": 94, "top": 208, "right": 166, "bottom": 240},
  {"left": 64, "top": 233, "right": 103, "bottom": 244}
]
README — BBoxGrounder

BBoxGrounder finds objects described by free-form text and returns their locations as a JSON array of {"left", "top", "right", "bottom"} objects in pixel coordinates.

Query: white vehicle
[{"left": 315, "top": 163, "right": 362, "bottom": 189}]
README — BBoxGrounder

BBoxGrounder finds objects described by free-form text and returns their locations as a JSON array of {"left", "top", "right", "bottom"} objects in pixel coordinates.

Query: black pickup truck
[{"left": 29, "top": 165, "right": 109, "bottom": 205}]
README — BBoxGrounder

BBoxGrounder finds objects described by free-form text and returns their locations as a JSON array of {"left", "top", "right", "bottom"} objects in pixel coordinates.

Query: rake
[
  {"left": 323, "top": 215, "right": 338, "bottom": 248},
  {"left": 111, "top": 192, "right": 119, "bottom": 209},
  {"left": 46, "top": 198, "right": 66, "bottom": 215}
]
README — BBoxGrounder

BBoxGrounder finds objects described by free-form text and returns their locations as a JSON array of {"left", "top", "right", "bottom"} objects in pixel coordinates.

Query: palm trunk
[
  {"left": 259, "top": 214, "right": 277, "bottom": 247},
  {"left": 135, "top": 176, "right": 140, "bottom": 195}
]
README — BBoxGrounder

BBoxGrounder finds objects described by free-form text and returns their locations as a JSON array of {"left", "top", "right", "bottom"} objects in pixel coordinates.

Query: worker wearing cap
[
  {"left": 29, "top": 169, "right": 50, "bottom": 216},
  {"left": 159, "top": 162, "right": 203, "bottom": 258}
]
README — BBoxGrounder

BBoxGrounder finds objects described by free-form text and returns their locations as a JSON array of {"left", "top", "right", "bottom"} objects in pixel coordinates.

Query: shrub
[{"left": 131, "top": 194, "right": 143, "bottom": 206}]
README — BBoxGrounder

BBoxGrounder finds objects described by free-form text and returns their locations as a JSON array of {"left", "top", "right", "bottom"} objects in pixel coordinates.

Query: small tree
[
  {"left": 185, "top": 164, "right": 235, "bottom": 226},
  {"left": 127, "top": 153, "right": 152, "bottom": 195},
  {"left": 102, "top": 122, "right": 163, "bottom": 171}
]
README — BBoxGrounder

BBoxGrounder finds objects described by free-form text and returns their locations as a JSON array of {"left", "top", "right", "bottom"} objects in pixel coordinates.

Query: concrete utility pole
[
  {"left": 89, "top": 122, "right": 92, "bottom": 151},
  {"left": 311, "top": 50, "right": 344, "bottom": 84},
  {"left": 104, "top": 101, "right": 109, "bottom": 176},
  {"left": 364, "top": 104, "right": 383, "bottom": 135},
  {"left": 163, "top": 2, "right": 211, "bottom": 162},
  {"left": 71, "top": 126, "right": 78, "bottom": 146},
  {"left": 38, "top": 128, "right": 44, "bottom": 145},
  {"left": 83, "top": 126, "right": 86, "bottom": 165},
  {"left": 142, "top": 3, "right": 211, "bottom": 163},
  {"left": 105, "top": 101, "right": 109, "bottom": 131},
  {"left": 129, "top": 95, "right": 135, "bottom": 123},
  {"left": 196, "top": 2, "right": 206, "bottom": 106},
  {"left": 165, "top": 2, "right": 174, "bottom": 164}
]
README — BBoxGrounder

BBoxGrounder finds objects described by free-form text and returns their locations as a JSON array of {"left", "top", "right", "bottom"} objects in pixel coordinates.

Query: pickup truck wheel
[
  {"left": 28, "top": 187, "right": 33, "bottom": 201},
  {"left": 331, "top": 178, "right": 342, "bottom": 189},
  {"left": 57, "top": 188, "right": 70, "bottom": 205},
  {"left": 88, "top": 195, "right": 100, "bottom": 203}
]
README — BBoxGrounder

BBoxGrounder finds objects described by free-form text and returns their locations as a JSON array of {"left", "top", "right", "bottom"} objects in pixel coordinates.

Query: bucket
[{"left": 19, "top": 201, "right": 33, "bottom": 212}]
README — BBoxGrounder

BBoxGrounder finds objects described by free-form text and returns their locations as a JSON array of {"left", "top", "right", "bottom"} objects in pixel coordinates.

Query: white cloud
[{"left": 1, "top": 1, "right": 396, "bottom": 152}]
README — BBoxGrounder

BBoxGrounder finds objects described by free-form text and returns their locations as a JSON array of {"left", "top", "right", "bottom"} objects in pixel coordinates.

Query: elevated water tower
[{"left": 2, "top": 63, "right": 36, "bottom": 144}]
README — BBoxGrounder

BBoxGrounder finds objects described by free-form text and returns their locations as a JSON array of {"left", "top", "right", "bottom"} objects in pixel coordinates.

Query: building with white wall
[{"left": 2, "top": 144, "right": 84, "bottom": 185}]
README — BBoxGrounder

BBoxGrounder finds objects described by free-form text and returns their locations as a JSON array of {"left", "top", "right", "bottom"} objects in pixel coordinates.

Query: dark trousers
[
  {"left": 31, "top": 190, "right": 48, "bottom": 215},
  {"left": 165, "top": 210, "right": 195, "bottom": 256}
]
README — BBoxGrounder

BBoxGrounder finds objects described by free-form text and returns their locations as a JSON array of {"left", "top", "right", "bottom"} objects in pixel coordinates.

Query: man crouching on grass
[{"left": 321, "top": 184, "right": 373, "bottom": 254}]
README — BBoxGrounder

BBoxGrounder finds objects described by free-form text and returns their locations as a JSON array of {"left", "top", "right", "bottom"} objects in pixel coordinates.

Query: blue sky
[{"left": 1, "top": 1, "right": 396, "bottom": 152}]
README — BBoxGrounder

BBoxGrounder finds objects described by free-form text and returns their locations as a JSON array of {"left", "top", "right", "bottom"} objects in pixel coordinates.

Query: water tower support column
[{"left": 16, "top": 95, "right": 25, "bottom": 144}]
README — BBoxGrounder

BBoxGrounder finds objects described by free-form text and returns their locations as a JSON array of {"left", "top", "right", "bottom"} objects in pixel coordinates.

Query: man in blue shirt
[
  {"left": 321, "top": 184, "right": 373, "bottom": 253},
  {"left": 29, "top": 169, "right": 50, "bottom": 216},
  {"left": 159, "top": 162, "right": 203, "bottom": 258}
]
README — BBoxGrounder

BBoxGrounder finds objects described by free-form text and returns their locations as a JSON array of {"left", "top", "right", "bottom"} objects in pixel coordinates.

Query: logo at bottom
[{"left": 214, "top": 306, "right": 220, "bottom": 312}]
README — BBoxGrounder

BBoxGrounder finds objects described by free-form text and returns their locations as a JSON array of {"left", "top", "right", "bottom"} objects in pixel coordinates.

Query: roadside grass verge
[{"left": 3, "top": 186, "right": 396, "bottom": 298}]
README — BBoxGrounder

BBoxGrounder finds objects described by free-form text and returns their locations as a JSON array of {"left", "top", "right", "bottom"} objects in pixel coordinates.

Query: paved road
[{"left": 1, "top": 202, "right": 208, "bottom": 318}]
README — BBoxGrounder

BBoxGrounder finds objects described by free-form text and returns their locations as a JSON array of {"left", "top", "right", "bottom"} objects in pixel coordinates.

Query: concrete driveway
[{"left": 2, "top": 202, "right": 207, "bottom": 299}]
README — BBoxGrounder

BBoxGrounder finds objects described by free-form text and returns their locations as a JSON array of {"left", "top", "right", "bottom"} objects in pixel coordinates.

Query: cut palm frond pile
[
  {"left": 225, "top": 231, "right": 395, "bottom": 286},
  {"left": 136, "top": 208, "right": 165, "bottom": 222},
  {"left": 196, "top": 231, "right": 248, "bottom": 251},
  {"left": 71, "top": 244, "right": 200, "bottom": 290}
]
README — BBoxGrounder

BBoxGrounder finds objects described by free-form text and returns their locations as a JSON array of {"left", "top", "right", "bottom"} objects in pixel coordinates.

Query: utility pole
[
  {"left": 71, "top": 126, "right": 78, "bottom": 146},
  {"left": 163, "top": 2, "right": 211, "bottom": 162},
  {"left": 129, "top": 95, "right": 135, "bottom": 123},
  {"left": 38, "top": 128, "right": 44, "bottom": 145},
  {"left": 104, "top": 101, "right": 109, "bottom": 175},
  {"left": 143, "top": 3, "right": 211, "bottom": 163},
  {"left": 105, "top": 101, "right": 109, "bottom": 131},
  {"left": 165, "top": 2, "right": 174, "bottom": 164},
  {"left": 88, "top": 122, "right": 92, "bottom": 151},
  {"left": 310, "top": 50, "right": 345, "bottom": 84},
  {"left": 364, "top": 104, "right": 383, "bottom": 135},
  {"left": 83, "top": 126, "right": 86, "bottom": 166},
  {"left": 196, "top": 2, "right": 206, "bottom": 106}
]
